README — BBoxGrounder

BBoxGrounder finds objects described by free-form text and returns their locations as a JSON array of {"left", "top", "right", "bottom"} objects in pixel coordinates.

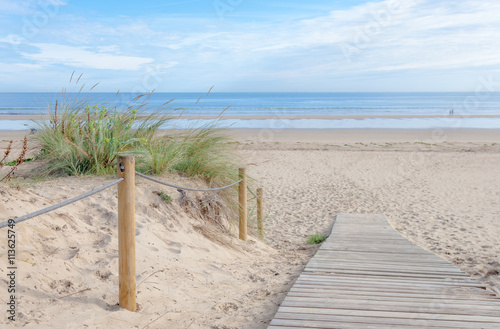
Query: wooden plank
[
  {"left": 305, "top": 261, "right": 468, "bottom": 271},
  {"left": 314, "top": 257, "right": 451, "bottom": 265},
  {"left": 295, "top": 276, "right": 486, "bottom": 288},
  {"left": 310, "top": 261, "right": 469, "bottom": 270},
  {"left": 270, "top": 313, "right": 500, "bottom": 329},
  {"left": 268, "top": 214, "right": 500, "bottom": 328},
  {"left": 292, "top": 283, "right": 496, "bottom": 297},
  {"left": 317, "top": 248, "right": 432, "bottom": 254},
  {"left": 305, "top": 261, "right": 467, "bottom": 273},
  {"left": 287, "top": 291, "right": 500, "bottom": 305},
  {"left": 317, "top": 254, "right": 443, "bottom": 260},
  {"left": 279, "top": 302, "right": 500, "bottom": 318},
  {"left": 281, "top": 298, "right": 500, "bottom": 316},
  {"left": 269, "top": 318, "right": 460, "bottom": 329},
  {"left": 311, "top": 256, "right": 458, "bottom": 266},
  {"left": 296, "top": 273, "right": 481, "bottom": 284},
  {"left": 275, "top": 306, "right": 500, "bottom": 323},
  {"left": 302, "top": 268, "right": 471, "bottom": 280},
  {"left": 316, "top": 249, "right": 442, "bottom": 256},
  {"left": 300, "top": 271, "right": 480, "bottom": 284},
  {"left": 290, "top": 285, "right": 498, "bottom": 299}
]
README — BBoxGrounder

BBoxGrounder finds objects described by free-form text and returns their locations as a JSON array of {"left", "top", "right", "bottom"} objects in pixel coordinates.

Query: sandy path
[{"left": 244, "top": 147, "right": 500, "bottom": 292}]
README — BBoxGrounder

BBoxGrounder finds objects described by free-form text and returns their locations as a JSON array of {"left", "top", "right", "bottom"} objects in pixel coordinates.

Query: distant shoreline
[
  {"left": 2, "top": 114, "right": 500, "bottom": 131},
  {"left": 2, "top": 114, "right": 500, "bottom": 121},
  {"left": 2, "top": 128, "right": 499, "bottom": 144}
]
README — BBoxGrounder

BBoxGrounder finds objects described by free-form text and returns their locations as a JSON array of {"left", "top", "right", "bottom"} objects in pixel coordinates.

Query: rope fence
[
  {"left": 0, "top": 178, "right": 124, "bottom": 229},
  {"left": 135, "top": 171, "right": 241, "bottom": 191},
  {"left": 0, "top": 155, "right": 261, "bottom": 313}
]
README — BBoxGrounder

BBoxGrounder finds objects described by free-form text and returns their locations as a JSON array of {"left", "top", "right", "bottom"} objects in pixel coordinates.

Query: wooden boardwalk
[{"left": 269, "top": 214, "right": 500, "bottom": 329}]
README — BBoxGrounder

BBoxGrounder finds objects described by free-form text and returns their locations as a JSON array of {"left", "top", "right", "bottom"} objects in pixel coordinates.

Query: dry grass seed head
[
  {"left": 0, "top": 140, "right": 13, "bottom": 166},
  {"left": 0, "top": 136, "right": 28, "bottom": 182}
]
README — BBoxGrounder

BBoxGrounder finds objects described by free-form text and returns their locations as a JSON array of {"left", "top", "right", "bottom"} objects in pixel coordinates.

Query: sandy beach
[{"left": 1, "top": 127, "right": 500, "bottom": 328}]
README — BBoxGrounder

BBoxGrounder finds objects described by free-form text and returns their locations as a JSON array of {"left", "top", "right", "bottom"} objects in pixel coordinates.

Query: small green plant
[
  {"left": 4, "top": 158, "right": 33, "bottom": 166},
  {"left": 307, "top": 234, "right": 327, "bottom": 244},
  {"left": 160, "top": 191, "right": 173, "bottom": 203},
  {"left": 153, "top": 190, "right": 173, "bottom": 203}
]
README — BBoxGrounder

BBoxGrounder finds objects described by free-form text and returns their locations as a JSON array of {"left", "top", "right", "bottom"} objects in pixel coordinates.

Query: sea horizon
[{"left": 1, "top": 92, "right": 499, "bottom": 130}]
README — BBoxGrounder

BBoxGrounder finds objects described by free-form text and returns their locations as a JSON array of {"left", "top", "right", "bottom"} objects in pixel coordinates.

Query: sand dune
[{"left": 0, "top": 174, "right": 313, "bottom": 328}]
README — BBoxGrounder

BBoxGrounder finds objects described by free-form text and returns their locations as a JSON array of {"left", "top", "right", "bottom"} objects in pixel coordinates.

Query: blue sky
[{"left": 0, "top": 0, "right": 499, "bottom": 92}]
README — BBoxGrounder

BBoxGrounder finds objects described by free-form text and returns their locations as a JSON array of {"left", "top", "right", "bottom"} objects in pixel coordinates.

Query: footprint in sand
[
  {"left": 94, "top": 270, "right": 112, "bottom": 281},
  {"left": 62, "top": 247, "right": 80, "bottom": 260},
  {"left": 167, "top": 248, "right": 181, "bottom": 254},
  {"left": 215, "top": 302, "right": 239, "bottom": 313},
  {"left": 92, "top": 233, "right": 111, "bottom": 248},
  {"left": 81, "top": 214, "right": 93, "bottom": 226}
]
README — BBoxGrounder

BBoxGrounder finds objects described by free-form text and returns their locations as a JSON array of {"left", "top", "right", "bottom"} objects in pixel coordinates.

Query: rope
[
  {"left": 247, "top": 186, "right": 257, "bottom": 199},
  {"left": 135, "top": 171, "right": 241, "bottom": 192},
  {"left": 0, "top": 178, "right": 124, "bottom": 229}
]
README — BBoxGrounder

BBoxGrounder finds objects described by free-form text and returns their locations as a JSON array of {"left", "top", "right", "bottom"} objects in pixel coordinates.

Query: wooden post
[
  {"left": 257, "top": 187, "right": 263, "bottom": 239},
  {"left": 238, "top": 168, "right": 247, "bottom": 241},
  {"left": 117, "top": 155, "right": 136, "bottom": 311}
]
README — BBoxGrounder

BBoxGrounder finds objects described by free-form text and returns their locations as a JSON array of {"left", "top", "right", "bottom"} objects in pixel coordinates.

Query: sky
[{"left": 0, "top": 0, "right": 499, "bottom": 92}]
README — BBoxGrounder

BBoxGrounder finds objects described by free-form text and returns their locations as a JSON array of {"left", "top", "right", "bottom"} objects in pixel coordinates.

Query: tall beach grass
[
  {"left": 31, "top": 76, "right": 244, "bottom": 235},
  {"left": 34, "top": 89, "right": 239, "bottom": 187}
]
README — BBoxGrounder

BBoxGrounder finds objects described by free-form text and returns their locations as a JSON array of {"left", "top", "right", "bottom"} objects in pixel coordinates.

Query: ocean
[{"left": 1, "top": 92, "right": 500, "bottom": 130}]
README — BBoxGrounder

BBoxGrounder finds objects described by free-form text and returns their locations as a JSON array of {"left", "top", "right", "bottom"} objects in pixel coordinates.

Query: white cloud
[
  {"left": 204, "top": 0, "right": 500, "bottom": 78},
  {"left": 46, "top": 0, "right": 67, "bottom": 5},
  {"left": 16, "top": 63, "right": 44, "bottom": 69},
  {"left": 96, "top": 45, "right": 121, "bottom": 53},
  {"left": 0, "top": 0, "right": 67, "bottom": 15},
  {"left": 2, "top": 0, "right": 500, "bottom": 91},
  {"left": 0, "top": 0, "right": 32, "bottom": 14},
  {"left": 21, "top": 43, "right": 154, "bottom": 70},
  {"left": 147, "top": 0, "right": 500, "bottom": 73},
  {"left": 0, "top": 62, "right": 43, "bottom": 73}
]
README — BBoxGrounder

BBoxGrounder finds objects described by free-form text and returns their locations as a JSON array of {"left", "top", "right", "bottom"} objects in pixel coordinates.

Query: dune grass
[
  {"left": 173, "top": 124, "right": 240, "bottom": 185},
  {"left": 35, "top": 103, "right": 167, "bottom": 175},
  {"left": 30, "top": 76, "right": 244, "bottom": 235},
  {"left": 34, "top": 95, "right": 239, "bottom": 188}
]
